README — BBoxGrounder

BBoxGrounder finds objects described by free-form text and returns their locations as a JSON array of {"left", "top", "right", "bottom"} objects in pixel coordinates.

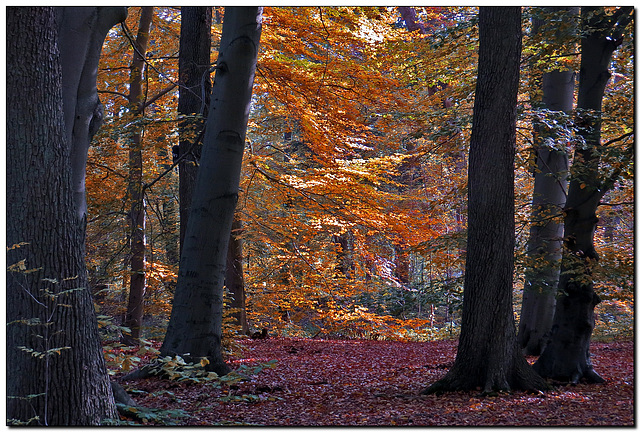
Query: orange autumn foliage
[{"left": 87, "top": 7, "right": 633, "bottom": 341}]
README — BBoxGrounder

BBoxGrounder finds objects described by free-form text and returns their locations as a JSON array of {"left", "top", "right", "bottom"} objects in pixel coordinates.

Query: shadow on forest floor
[{"left": 119, "top": 338, "right": 633, "bottom": 426}]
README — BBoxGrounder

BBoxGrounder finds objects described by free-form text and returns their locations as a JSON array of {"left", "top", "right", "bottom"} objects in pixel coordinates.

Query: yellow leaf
[
  {"left": 200, "top": 357, "right": 210, "bottom": 367},
  {"left": 122, "top": 356, "right": 132, "bottom": 372}
]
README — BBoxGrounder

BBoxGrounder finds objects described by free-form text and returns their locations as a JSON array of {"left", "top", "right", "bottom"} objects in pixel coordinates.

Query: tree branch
[
  {"left": 598, "top": 200, "right": 633, "bottom": 207},
  {"left": 602, "top": 131, "right": 634, "bottom": 147},
  {"left": 142, "top": 126, "right": 205, "bottom": 192},
  {"left": 97, "top": 89, "right": 129, "bottom": 100},
  {"left": 141, "top": 83, "right": 178, "bottom": 110}
]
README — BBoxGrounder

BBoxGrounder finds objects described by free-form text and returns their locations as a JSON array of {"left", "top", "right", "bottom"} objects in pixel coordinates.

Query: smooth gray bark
[
  {"left": 161, "top": 7, "right": 263, "bottom": 374},
  {"left": 534, "top": 6, "right": 634, "bottom": 384},
  {"left": 56, "top": 7, "right": 129, "bottom": 228},
  {"left": 424, "top": 7, "right": 548, "bottom": 395},
  {"left": 518, "top": 7, "right": 577, "bottom": 356},
  {"left": 7, "top": 7, "right": 122, "bottom": 425}
]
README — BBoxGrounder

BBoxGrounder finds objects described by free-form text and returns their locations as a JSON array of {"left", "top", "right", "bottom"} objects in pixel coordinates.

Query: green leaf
[{"left": 7, "top": 317, "right": 42, "bottom": 326}]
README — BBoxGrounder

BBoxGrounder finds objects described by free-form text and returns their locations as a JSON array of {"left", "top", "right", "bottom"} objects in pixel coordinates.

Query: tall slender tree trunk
[
  {"left": 518, "top": 7, "right": 577, "bottom": 356},
  {"left": 424, "top": 7, "right": 548, "bottom": 395},
  {"left": 123, "top": 7, "right": 154, "bottom": 345},
  {"left": 534, "top": 6, "right": 634, "bottom": 383},
  {"left": 226, "top": 217, "right": 249, "bottom": 334},
  {"left": 333, "top": 231, "right": 355, "bottom": 279},
  {"left": 178, "top": 6, "right": 212, "bottom": 253},
  {"left": 7, "top": 6, "right": 122, "bottom": 424},
  {"left": 161, "top": 7, "right": 263, "bottom": 375}
]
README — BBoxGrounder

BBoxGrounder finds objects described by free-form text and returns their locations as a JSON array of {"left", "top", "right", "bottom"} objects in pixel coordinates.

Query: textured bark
[
  {"left": 226, "top": 217, "right": 249, "bottom": 334},
  {"left": 161, "top": 7, "right": 263, "bottom": 375},
  {"left": 534, "top": 6, "right": 634, "bottom": 384},
  {"left": 424, "top": 7, "right": 548, "bottom": 395},
  {"left": 518, "top": 7, "right": 577, "bottom": 356},
  {"left": 178, "top": 6, "right": 212, "bottom": 253},
  {"left": 7, "top": 7, "right": 119, "bottom": 424},
  {"left": 123, "top": 7, "right": 154, "bottom": 345}
]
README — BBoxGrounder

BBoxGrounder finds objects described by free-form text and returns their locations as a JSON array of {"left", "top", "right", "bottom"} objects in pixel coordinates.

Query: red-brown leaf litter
[{"left": 124, "top": 338, "right": 633, "bottom": 426}]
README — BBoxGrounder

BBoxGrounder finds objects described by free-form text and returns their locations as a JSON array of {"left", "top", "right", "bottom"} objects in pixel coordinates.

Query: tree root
[
  {"left": 121, "top": 363, "right": 157, "bottom": 381},
  {"left": 111, "top": 381, "right": 138, "bottom": 407}
]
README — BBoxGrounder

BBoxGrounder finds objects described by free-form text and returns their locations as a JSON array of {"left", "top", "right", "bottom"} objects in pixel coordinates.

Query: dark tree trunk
[
  {"left": 161, "top": 7, "right": 263, "bottom": 375},
  {"left": 7, "top": 6, "right": 121, "bottom": 424},
  {"left": 163, "top": 196, "right": 180, "bottom": 265},
  {"left": 333, "top": 231, "right": 355, "bottom": 279},
  {"left": 398, "top": 6, "right": 427, "bottom": 34},
  {"left": 424, "top": 7, "right": 548, "bottom": 395},
  {"left": 226, "top": 217, "right": 249, "bottom": 334},
  {"left": 518, "top": 7, "right": 577, "bottom": 356},
  {"left": 178, "top": 6, "right": 212, "bottom": 253},
  {"left": 394, "top": 244, "right": 411, "bottom": 285},
  {"left": 123, "top": 7, "right": 154, "bottom": 345},
  {"left": 534, "top": 6, "right": 634, "bottom": 384}
]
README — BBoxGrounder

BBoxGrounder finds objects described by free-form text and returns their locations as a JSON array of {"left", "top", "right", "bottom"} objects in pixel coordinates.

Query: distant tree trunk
[
  {"left": 226, "top": 217, "right": 249, "bottom": 334},
  {"left": 398, "top": 6, "right": 426, "bottom": 34},
  {"left": 394, "top": 244, "right": 410, "bottom": 285},
  {"left": 178, "top": 6, "right": 212, "bottom": 253},
  {"left": 424, "top": 7, "right": 548, "bottom": 395},
  {"left": 7, "top": 6, "right": 121, "bottom": 424},
  {"left": 161, "top": 7, "right": 263, "bottom": 375},
  {"left": 333, "top": 231, "right": 355, "bottom": 279},
  {"left": 163, "top": 196, "right": 180, "bottom": 265},
  {"left": 534, "top": 6, "right": 634, "bottom": 384},
  {"left": 123, "top": 7, "right": 154, "bottom": 345},
  {"left": 518, "top": 7, "right": 577, "bottom": 356}
]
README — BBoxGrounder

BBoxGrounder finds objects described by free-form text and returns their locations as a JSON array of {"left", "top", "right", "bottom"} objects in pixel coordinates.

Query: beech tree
[
  {"left": 226, "top": 217, "right": 250, "bottom": 334},
  {"left": 177, "top": 6, "right": 212, "bottom": 252},
  {"left": 424, "top": 7, "right": 548, "bottom": 394},
  {"left": 7, "top": 6, "right": 125, "bottom": 425},
  {"left": 518, "top": 7, "right": 578, "bottom": 356},
  {"left": 533, "top": 6, "right": 634, "bottom": 383},
  {"left": 56, "top": 7, "right": 127, "bottom": 229},
  {"left": 122, "top": 6, "right": 154, "bottom": 345},
  {"left": 161, "top": 7, "right": 263, "bottom": 374}
]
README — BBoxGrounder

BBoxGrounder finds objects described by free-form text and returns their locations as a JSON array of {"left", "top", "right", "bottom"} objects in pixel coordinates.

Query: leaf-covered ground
[{"left": 124, "top": 338, "right": 633, "bottom": 426}]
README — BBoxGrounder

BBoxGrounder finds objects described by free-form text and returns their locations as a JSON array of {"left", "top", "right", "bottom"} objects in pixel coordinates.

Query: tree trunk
[
  {"left": 333, "top": 231, "right": 355, "bottom": 279},
  {"left": 424, "top": 7, "right": 548, "bottom": 395},
  {"left": 56, "top": 7, "right": 128, "bottom": 229},
  {"left": 533, "top": 6, "right": 634, "bottom": 384},
  {"left": 123, "top": 7, "right": 154, "bottom": 345},
  {"left": 394, "top": 244, "right": 411, "bottom": 285},
  {"left": 7, "top": 7, "right": 119, "bottom": 424},
  {"left": 226, "top": 217, "right": 249, "bottom": 334},
  {"left": 398, "top": 6, "right": 426, "bottom": 34},
  {"left": 163, "top": 196, "right": 180, "bottom": 265},
  {"left": 161, "top": 7, "right": 263, "bottom": 375},
  {"left": 178, "top": 6, "right": 212, "bottom": 253},
  {"left": 518, "top": 7, "right": 577, "bottom": 356}
]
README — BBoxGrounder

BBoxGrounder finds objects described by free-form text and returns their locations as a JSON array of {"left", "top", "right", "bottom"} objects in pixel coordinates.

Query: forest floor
[{"left": 121, "top": 338, "right": 634, "bottom": 426}]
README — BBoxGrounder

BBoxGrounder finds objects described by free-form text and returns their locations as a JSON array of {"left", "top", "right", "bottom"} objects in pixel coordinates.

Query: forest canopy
[
  {"left": 6, "top": 6, "right": 633, "bottom": 426},
  {"left": 86, "top": 6, "right": 632, "bottom": 342}
]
